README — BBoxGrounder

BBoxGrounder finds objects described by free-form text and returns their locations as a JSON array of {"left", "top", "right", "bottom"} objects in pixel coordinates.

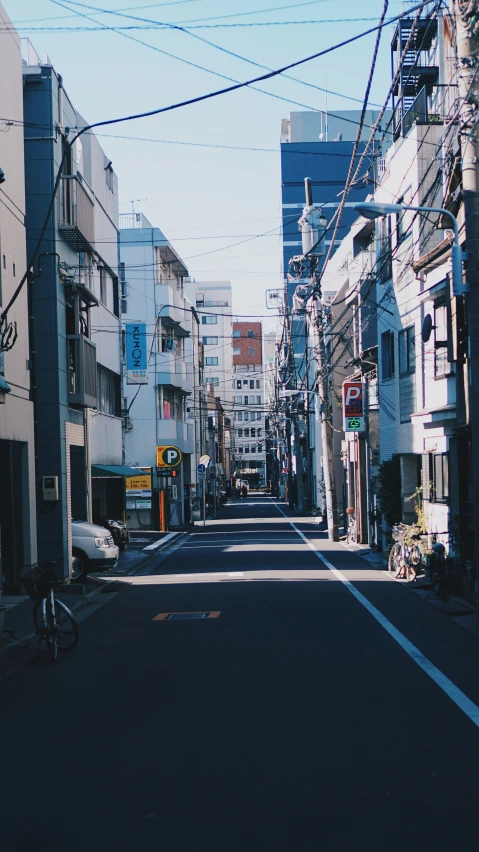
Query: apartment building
[
  {"left": 0, "top": 7, "right": 37, "bottom": 592},
  {"left": 232, "top": 321, "right": 265, "bottom": 488},
  {"left": 22, "top": 45, "right": 123, "bottom": 575},
  {"left": 120, "top": 213, "right": 197, "bottom": 529}
]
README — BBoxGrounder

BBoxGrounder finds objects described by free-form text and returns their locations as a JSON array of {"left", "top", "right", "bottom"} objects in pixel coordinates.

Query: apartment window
[
  {"left": 244, "top": 446, "right": 250, "bottom": 454},
  {"left": 202, "top": 315, "right": 218, "bottom": 324},
  {"left": 399, "top": 325, "right": 415, "bottom": 376},
  {"left": 203, "top": 336, "right": 218, "bottom": 345},
  {"left": 243, "top": 411, "right": 249, "bottom": 421},
  {"left": 433, "top": 453, "right": 449, "bottom": 502},
  {"left": 257, "top": 428, "right": 262, "bottom": 437},
  {"left": 243, "top": 379, "right": 249, "bottom": 386},
  {"left": 381, "top": 330, "right": 395, "bottom": 380},
  {"left": 233, "top": 329, "right": 241, "bottom": 338},
  {"left": 161, "top": 388, "right": 184, "bottom": 420},
  {"left": 247, "top": 330, "right": 254, "bottom": 338},
  {"left": 249, "top": 379, "right": 255, "bottom": 389},
  {"left": 238, "top": 446, "right": 243, "bottom": 454},
  {"left": 244, "top": 395, "right": 249, "bottom": 405},
  {"left": 236, "top": 380, "right": 242, "bottom": 389},
  {"left": 248, "top": 347, "right": 255, "bottom": 356},
  {"left": 12, "top": 263, "right": 15, "bottom": 277},
  {"left": 120, "top": 262, "right": 128, "bottom": 313},
  {"left": 237, "top": 429, "right": 243, "bottom": 438},
  {"left": 434, "top": 303, "right": 448, "bottom": 377},
  {"left": 98, "top": 367, "right": 121, "bottom": 416},
  {"left": 378, "top": 216, "right": 392, "bottom": 283},
  {"left": 205, "top": 357, "right": 219, "bottom": 366},
  {"left": 205, "top": 299, "right": 229, "bottom": 307},
  {"left": 100, "top": 267, "right": 107, "bottom": 305},
  {"left": 256, "top": 395, "right": 261, "bottom": 404},
  {"left": 206, "top": 377, "right": 219, "bottom": 386},
  {"left": 258, "top": 444, "right": 263, "bottom": 453},
  {"left": 236, "top": 412, "right": 243, "bottom": 422},
  {"left": 251, "top": 445, "right": 256, "bottom": 454},
  {"left": 244, "top": 428, "right": 249, "bottom": 437},
  {"left": 256, "top": 380, "right": 260, "bottom": 389},
  {"left": 251, "top": 428, "right": 256, "bottom": 438},
  {"left": 2, "top": 255, "right": 5, "bottom": 269},
  {"left": 233, "top": 347, "right": 240, "bottom": 355},
  {"left": 396, "top": 190, "right": 411, "bottom": 245}
]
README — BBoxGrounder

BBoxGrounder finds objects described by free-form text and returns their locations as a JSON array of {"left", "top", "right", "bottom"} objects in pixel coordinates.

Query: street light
[{"left": 353, "top": 202, "right": 467, "bottom": 297}]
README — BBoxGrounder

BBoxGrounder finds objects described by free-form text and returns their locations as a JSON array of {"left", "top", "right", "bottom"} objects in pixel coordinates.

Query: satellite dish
[{"left": 421, "top": 313, "right": 434, "bottom": 343}]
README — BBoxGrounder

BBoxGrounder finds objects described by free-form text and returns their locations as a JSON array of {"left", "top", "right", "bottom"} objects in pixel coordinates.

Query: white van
[{"left": 71, "top": 520, "right": 119, "bottom": 581}]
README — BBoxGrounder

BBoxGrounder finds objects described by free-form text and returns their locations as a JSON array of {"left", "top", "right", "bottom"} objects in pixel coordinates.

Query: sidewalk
[{"left": 0, "top": 530, "right": 186, "bottom": 652}]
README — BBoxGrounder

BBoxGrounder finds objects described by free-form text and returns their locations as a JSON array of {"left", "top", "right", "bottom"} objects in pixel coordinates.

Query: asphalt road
[{"left": 2, "top": 497, "right": 479, "bottom": 852}]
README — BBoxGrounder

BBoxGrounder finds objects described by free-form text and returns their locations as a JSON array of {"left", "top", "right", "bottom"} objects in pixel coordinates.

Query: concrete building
[
  {"left": 120, "top": 213, "right": 198, "bottom": 529},
  {"left": 232, "top": 321, "right": 265, "bottom": 488},
  {"left": 0, "top": 7, "right": 37, "bottom": 592},
  {"left": 22, "top": 46, "right": 123, "bottom": 576}
]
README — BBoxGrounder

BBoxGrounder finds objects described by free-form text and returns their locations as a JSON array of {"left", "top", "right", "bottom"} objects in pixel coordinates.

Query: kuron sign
[{"left": 126, "top": 323, "right": 148, "bottom": 385}]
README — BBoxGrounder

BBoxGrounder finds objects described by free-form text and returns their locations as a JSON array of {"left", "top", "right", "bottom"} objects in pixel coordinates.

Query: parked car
[
  {"left": 94, "top": 518, "right": 130, "bottom": 551},
  {"left": 71, "top": 520, "right": 120, "bottom": 581}
]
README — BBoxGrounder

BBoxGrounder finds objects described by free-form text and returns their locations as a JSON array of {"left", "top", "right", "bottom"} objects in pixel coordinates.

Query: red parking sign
[{"left": 343, "top": 382, "right": 364, "bottom": 432}]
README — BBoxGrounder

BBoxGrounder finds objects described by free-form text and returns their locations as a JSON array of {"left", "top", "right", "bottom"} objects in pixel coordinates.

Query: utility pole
[{"left": 454, "top": 2, "right": 479, "bottom": 584}]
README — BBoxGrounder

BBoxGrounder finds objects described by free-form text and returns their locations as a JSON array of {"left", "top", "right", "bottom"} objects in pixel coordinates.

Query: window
[
  {"left": 396, "top": 190, "right": 411, "bottom": 245},
  {"left": 251, "top": 428, "right": 256, "bottom": 437},
  {"left": 105, "top": 161, "right": 114, "bottom": 192},
  {"left": 378, "top": 216, "right": 392, "bottom": 283},
  {"left": 244, "top": 428, "right": 249, "bottom": 437},
  {"left": 381, "top": 330, "right": 395, "bottom": 380},
  {"left": 206, "top": 377, "right": 219, "bottom": 386},
  {"left": 205, "top": 299, "right": 229, "bottom": 307},
  {"left": 256, "top": 396, "right": 261, "bottom": 404},
  {"left": 237, "top": 429, "right": 243, "bottom": 437},
  {"left": 243, "top": 380, "right": 248, "bottom": 386},
  {"left": 434, "top": 303, "right": 448, "bottom": 377},
  {"left": 250, "top": 380, "right": 255, "bottom": 389},
  {"left": 236, "top": 411, "right": 243, "bottom": 422},
  {"left": 247, "top": 330, "right": 254, "bottom": 338},
  {"left": 97, "top": 367, "right": 121, "bottom": 416},
  {"left": 238, "top": 446, "right": 243, "bottom": 454},
  {"left": 256, "top": 380, "right": 260, "bottom": 389},
  {"left": 399, "top": 325, "right": 415, "bottom": 376},
  {"left": 244, "top": 395, "right": 249, "bottom": 405},
  {"left": 233, "top": 347, "right": 240, "bottom": 355},
  {"left": 258, "top": 443, "right": 263, "bottom": 453},
  {"left": 203, "top": 336, "right": 218, "bottom": 345},
  {"left": 248, "top": 347, "right": 255, "bottom": 356},
  {"left": 251, "top": 445, "right": 256, "bottom": 453},
  {"left": 2, "top": 255, "right": 5, "bottom": 269},
  {"left": 202, "top": 315, "right": 218, "bottom": 324},
  {"left": 236, "top": 380, "right": 242, "bottom": 389},
  {"left": 12, "top": 263, "right": 15, "bottom": 277},
  {"left": 243, "top": 411, "right": 249, "bottom": 421},
  {"left": 257, "top": 428, "right": 262, "bottom": 437},
  {"left": 424, "top": 453, "right": 449, "bottom": 503},
  {"left": 205, "top": 357, "right": 219, "bottom": 366},
  {"left": 244, "top": 446, "right": 250, "bottom": 454},
  {"left": 161, "top": 388, "right": 184, "bottom": 420},
  {"left": 120, "top": 262, "right": 127, "bottom": 314},
  {"left": 100, "top": 267, "right": 107, "bottom": 305},
  {"left": 233, "top": 329, "right": 241, "bottom": 338}
]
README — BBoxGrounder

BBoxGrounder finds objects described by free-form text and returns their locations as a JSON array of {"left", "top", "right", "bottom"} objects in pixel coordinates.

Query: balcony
[
  {"left": 156, "top": 352, "right": 193, "bottom": 394},
  {"left": 157, "top": 282, "right": 191, "bottom": 335},
  {"left": 393, "top": 85, "right": 445, "bottom": 141},
  {"left": 58, "top": 175, "right": 95, "bottom": 251},
  {"left": 67, "top": 334, "right": 97, "bottom": 408}
]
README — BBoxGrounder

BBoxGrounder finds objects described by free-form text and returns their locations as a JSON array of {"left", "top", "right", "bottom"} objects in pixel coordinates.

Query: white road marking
[{"left": 275, "top": 503, "right": 479, "bottom": 730}]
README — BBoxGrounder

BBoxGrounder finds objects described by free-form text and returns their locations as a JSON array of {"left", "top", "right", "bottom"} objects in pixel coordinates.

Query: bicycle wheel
[
  {"left": 44, "top": 596, "right": 58, "bottom": 663},
  {"left": 34, "top": 598, "right": 79, "bottom": 651},
  {"left": 408, "top": 545, "right": 422, "bottom": 568},
  {"left": 388, "top": 543, "right": 402, "bottom": 573},
  {"left": 347, "top": 520, "right": 357, "bottom": 545}
]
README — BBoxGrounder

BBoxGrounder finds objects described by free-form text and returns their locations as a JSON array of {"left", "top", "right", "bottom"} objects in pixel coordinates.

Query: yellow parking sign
[{"left": 156, "top": 446, "right": 182, "bottom": 468}]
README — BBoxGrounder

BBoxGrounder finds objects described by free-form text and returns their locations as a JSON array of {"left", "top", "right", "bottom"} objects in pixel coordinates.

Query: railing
[
  {"left": 59, "top": 175, "right": 94, "bottom": 249},
  {"left": 393, "top": 85, "right": 444, "bottom": 141}
]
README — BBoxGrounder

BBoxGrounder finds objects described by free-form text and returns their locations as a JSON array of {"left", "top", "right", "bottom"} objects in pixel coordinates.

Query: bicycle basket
[
  {"left": 392, "top": 523, "right": 408, "bottom": 542},
  {"left": 22, "top": 563, "right": 59, "bottom": 602}
]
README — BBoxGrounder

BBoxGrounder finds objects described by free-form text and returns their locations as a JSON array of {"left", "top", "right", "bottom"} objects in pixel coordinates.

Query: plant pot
[{"left": 0, "top": 604, "right": 7, "bottom": 634}]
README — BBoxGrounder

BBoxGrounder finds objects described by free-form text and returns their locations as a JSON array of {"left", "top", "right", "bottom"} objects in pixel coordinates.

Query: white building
[
  {"left": 120, "top": 214, "right": 197, "bottom": 529},
  {"left": 185, "top": 280, "right": 233, "bottom": 409},
  {"left": 0, "top": 4, "right": 37, "bottom": 592}
]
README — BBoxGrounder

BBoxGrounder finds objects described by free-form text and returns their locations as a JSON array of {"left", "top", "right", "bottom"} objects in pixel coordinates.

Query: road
[{"left": 2, "top": 496, "right": 479, "bottom": 851}]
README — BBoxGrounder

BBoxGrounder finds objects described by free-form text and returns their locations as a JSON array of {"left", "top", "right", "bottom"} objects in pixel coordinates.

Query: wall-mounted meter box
[{"left": 42, "top": 475, "right": 59, "bottom": 502}]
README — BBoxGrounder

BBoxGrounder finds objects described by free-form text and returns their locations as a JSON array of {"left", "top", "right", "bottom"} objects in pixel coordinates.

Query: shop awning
[{"left": 92, "top": 464, "right": 144, "bottom": 478}]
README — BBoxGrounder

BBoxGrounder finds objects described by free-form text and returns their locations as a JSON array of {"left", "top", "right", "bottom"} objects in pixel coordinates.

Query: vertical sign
[
  {"left": 343, "top": 381, "right": 364, "bottom": 432},
  {"left": 126, "top": 323, "right": 148, "bottom": 384}
]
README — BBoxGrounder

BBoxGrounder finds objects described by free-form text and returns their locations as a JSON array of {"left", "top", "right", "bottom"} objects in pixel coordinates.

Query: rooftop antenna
[{"left": 119, "top": 199, "right": 147, "bottom": 212}]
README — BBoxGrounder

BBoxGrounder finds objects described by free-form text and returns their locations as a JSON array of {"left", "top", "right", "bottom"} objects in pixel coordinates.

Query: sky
[{"left": 3, "top": 0, "right": 415, "bottom": 327}]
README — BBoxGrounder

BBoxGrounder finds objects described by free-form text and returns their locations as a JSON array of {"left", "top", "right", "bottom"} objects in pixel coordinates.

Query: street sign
[
  {"left": 198, "top": 471, "right": 206, "bottom": 480},
  {"left": 198, "top": 463, "right": 206, "bottom": 473},
  {"left": 156, "top": 445, "right": 182, "bottom": 468},
  {"left": 157, "top": 468, "right": 174, "bottom": 477},
  {"left": 343, "top": 381, "right": 365, "bottom": 433}
]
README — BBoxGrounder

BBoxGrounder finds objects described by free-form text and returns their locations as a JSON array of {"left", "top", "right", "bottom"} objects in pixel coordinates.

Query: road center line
[{"left": 275, "top": 502, "right": 479, "bottom": 730}]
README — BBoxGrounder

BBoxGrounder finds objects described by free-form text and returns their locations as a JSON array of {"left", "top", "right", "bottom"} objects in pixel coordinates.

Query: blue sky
[{"left": 4, "top": 0, "right": 409, "bottom": 323}]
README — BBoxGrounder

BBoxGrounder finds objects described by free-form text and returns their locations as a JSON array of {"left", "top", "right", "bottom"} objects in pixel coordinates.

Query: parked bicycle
[
  {"left": 346, "top": 507, "right": 357, "bottom": 545},
  {"left": 388, "top": 524, "right": 422, "bottom": 580},
  {"left": 426, "top": 541, "right": 449, "bottom": 601},
  {"left": 22, "top": 562, "right": 79, "bottom": 662}
]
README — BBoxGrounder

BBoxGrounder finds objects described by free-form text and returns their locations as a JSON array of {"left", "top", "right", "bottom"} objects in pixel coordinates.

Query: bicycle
[
  {"left": 388, "top": 524, "right": 422, "bottom": 580},
  {"left": 346, "top": 508, "right": 358, "bottom": 545},
  {"left": 427, "top": 541, "right": 449, "bottom": 601},
  {"left": 22, "top": 563, "right": 79, "bottom": 662}
]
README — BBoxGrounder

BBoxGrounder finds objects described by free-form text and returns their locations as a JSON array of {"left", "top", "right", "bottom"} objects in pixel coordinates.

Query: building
[
  {"left": 22, "top": 45, "right": 123, "bottom": 577},
  {"left": 0, "top": 7, "right": 37, "bottom": 592},
  {"left": 120, "top": 213, "right": 198, "bottom": 529},
  {"left": 263, "top": 330, "right": 279, "bottom": 492},
  {"left": 232, "top": 321, "right": 265, "bottom": 488}
]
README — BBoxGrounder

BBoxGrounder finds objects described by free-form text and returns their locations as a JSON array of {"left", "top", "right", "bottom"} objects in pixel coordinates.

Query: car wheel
[{"left": 71, "top": 550, "right": 88, "bottom": 582}]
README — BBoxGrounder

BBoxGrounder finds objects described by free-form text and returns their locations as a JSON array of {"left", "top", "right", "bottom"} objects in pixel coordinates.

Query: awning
[{"left": 92, "top": 464, "right": 144, "bottom": 478}]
